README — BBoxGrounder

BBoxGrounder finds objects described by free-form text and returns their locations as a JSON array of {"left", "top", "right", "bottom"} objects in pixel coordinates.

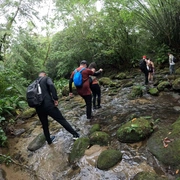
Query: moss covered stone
[
  {"left": 69, "top": 137, "right": 90, "bottom": 163},
  {"left": 115, "top": 72, "right": 126, "bottom": 80},
  {"left": 157, "top": 81, "right": 171, "bottom": 91},
  {"left": 61, "top": 84, "right": 78, "bottom": 96},
  {"left": 27, "top": 133, "right": 46, "bottom": 151},
  {"left": 97, "top": 149, "right": 122, "bottom": 170},
  {"left": 132, "top": 171, "right": 168, "bottom": 180},
  {"left": 117, "top": 118, "right": 154, "bottom": 143},
  {"left": 20, "top": 108, "right": 36, "bottom": 119},
  {"left": 129, "top": 86, "right": 143, "bottom": 98},
  {"left": 172, "top": 77, "right": 180, "bottom": 90},
  {"left": 147, "top": 117, "right": 180, "bottom": 168},
  {"left": 90, "top": 124, "right": 101, "bottom": 134},
  {"left": 148, "top": 88, "right": 159, "bottom": 96},
  {"left": 90, "top": 131, "right": 110, "bottom": 146},
  {"left": 99, "top": 77, "right": 112, "bottom": 86}
]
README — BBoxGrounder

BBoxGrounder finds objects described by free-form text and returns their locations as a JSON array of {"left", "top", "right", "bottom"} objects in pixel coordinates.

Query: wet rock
[
  {"left": 0, "top": 168, "right": 6, "bottom": 180},
  {"left": 90, "top": 131, "right": 110, "bottom": 146},
  {"left": 97, "top": 149, "right": 122, "bottom": 170},
  {"left": 13, "top": 128, "right": 25, "bottom": 136},
  {"left": 69, "top": 137, "right": 90, "bottom": 163},
  {"left": 148, "top": 88, "right": 159, "bottom": 96},
  {"left": 129, "top": 86, "right": 143, "bottom": 99},
  {"left": 122, "top": 81, "right": 134, "bottom": 88},
  {"left": 132, "top": 171, "right": 168, "bottom": 180},
  {"left": 89, "top": 124, "right": 101, "bottom": 134},
  {"left": 172, "top": 77, "right": 180, "bottom": 90},
  {"left": 27, "top": 133, "right": 46, "bottom": 151},
  {"left": 117, "top": 117, "right": 154, "bottom": 143},
  {"left": 147, "top": 117, "right": 180, "bottom": 168},
  {"left": 157, "top": 81, "right": 171, "bottom": 91},
  {"left": 115, "top": 72, "right": 126, "bottom": 80},
  {"left": 20, "top": 108, "right": 36, "bottom": 119}
]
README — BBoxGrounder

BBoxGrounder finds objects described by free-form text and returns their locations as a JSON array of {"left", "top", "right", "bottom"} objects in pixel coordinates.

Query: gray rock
[{"left": 0, "top": 168, "right": 6, "bottom": 180}]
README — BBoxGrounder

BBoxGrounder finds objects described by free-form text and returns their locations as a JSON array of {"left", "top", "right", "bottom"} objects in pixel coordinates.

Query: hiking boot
[
  {"left": 96, "top": 105, "right": 102, "bottom": 109},
  {"left": 73, "top": 134, "right": 79, "bottom": 141},
  {"left": 48, "top": 135, "right": 55, "bottom": 145}
]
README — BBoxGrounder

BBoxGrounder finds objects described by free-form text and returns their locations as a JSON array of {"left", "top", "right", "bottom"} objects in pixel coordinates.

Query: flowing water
[{"left": 1, "top": 74, "right": 180, "bottom": 180}]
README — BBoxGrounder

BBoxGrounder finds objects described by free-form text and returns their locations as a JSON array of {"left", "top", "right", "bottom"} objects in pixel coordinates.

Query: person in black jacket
[
  {"left": 139, "top": 55, "right": 149, "bottom": 85},
  {"left": 36, "top": 71, "right": 79, "bottom": 144}
]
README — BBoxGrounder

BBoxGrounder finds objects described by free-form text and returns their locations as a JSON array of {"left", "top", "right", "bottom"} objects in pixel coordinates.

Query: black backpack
[
  {"left": 139, "top": 59, "right": 146, "bottom": 70},
  {"left": 26, "top": 77, "right": 44, "bottom": 108},
  {"left": 173, "top": 56, "right": 177, "bottom": 63}
]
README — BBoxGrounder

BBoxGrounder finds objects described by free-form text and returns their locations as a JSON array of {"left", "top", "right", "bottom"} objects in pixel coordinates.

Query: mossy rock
[
  {"left": 97, "top": 149, "right": 122, "bottom": 170},
  {"left": 132, "top": 171, "right": 168, "bottom": 180},
  {"left": 117, "top": 118, "right": 154, "bottom": 143},
  {"left": 89, "top": 124, "right": 101, "bottom": 134},
  {"left": 172, "top": 77, "right": 180, "bottom": 90},
  {"left": 90, "top": 131, "right": 110, "bottom": 146},
  {"left": 69, "top": 137, "right": 90, "bottom": 163},
  {"left": 20, "top": 108, "right": 36, "bottom": 119},
  {"left": 129, "top": 86, "right": 143, "bottom": 98},
  {"left": 99, "top": 77, "right": 112, "bottom": 86},
  {"left": 148, "top": 88, "right": 159, "bottom": 96},
  {"left": 115, "top": 72, "right": 126, "bottom": 80},
  {"left": 61, "top": 84, "right": 78, "bottom": 96},
  {"left": 175, "top": 68, "right": 180, "bottom": 75},
  {"left": 122, "top": 81, "right": 134, "bottom": 88},
  {"left": 157, "top": 81, "right": 171, "bottom": 91},
  {"left": 147, "top": 117, "right": 180, "bottom": 168},
  {"left": 27, "top": 133, "right": 46, "bottom": 151}
]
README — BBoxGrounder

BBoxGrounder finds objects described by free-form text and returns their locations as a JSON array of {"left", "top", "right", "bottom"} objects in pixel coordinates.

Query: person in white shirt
[{"left": 168, "top": 53, "right": 175, "bottom": 74}]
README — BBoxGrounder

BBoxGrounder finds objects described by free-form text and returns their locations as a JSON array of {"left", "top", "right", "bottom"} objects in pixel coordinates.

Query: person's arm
[
  {"left": 69, "top": 78, "right": 73, "bottom": 95},
  {"left": 93, "top": 69, "right": 103, "bottom": 76},
  {"left": 47, "top": 77, "right": 58, "bottom": 105}
]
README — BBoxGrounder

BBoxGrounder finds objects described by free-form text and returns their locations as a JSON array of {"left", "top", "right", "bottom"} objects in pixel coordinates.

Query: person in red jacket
[{"left": 69, "top": 60, "right": 103, "bottom": 120}]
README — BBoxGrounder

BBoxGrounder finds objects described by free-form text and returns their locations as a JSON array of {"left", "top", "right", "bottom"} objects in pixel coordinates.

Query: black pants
[
  {"left": 142, "top": 69, "right": 149, "bottom": 85},
  {"left": 91, "top": 84, "right": 101, "bottom": 107},
  {"left": 36, "top": 106, "right": 78, "bottom": 144},
  {"left": 81, "top": 94, "right": 92, "bottom": 119}
]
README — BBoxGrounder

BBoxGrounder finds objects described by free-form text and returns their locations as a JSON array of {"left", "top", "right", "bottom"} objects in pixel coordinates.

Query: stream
[{"left": 1, "top": 73, "right": 180, "bottom": 180}]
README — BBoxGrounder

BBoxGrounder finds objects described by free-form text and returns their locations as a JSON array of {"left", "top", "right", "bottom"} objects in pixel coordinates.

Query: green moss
[
  {"left": 115, "top": 73, "right": 126, "bottom": 80},
  {"left": 20, "top": 108, "right": 36, "bottom": 119},
  {"left": 117, "top": 118, "right": 154, "bottom": 143},
  {"left": 129, "top": 86, "right": 143, "bottom": 98},
  {"left": 97, "top": 149, "right": 122, "bottom": 170},
  {"left": 157, "top": 81, "right": 171, "bottom": 91},
  {"left": 89, "top": 124, "right": 101, "bottom": 134},
  {"left": 172, "top": 78, "right": 180, "bottom": 90},
  {"left": 69, "top": 137, "right": 90, "bottom": 163},
  {"left": 133, "top": 171, "right": 168, "bottom": 180},
  {"left": 148, "top": 88, "right": 159, "bottom": 96},
  {"left": 99, "top": 77, "right": 112, "bottom": 86},
  {"left": 90, "top": 131, "right": 110, "bottom": 146}
]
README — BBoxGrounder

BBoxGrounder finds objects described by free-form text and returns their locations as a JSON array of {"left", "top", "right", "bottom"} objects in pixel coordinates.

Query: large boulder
[
  {"left": 157, "top": 81, "right": 171, "bottom": 91},
  {"left": 172, "top": 77, "right": 180, "bottom": 90},
  {"left": 90, "top": 131, "right": 110, "bottom": 146},
  {"left": 27, "top": 133, "right": 46, "bottom": 151},
  {"left": 117, "top": 118, "right": 154, "bottom": 143},
  {"left": 147, "top": 117, "right": 180, "bottom": 168},
  {"left": 97, "top": 149, "right": 122, "bottom": 170},
  {"left": 69, "top": 137, "right": 90, "bottom": 163},
  {"left": 132, "top": 171, "right": 168, "bottom": 180},
  {"left": 99, "top": 77, "right": 113, "bottom": 86},
  {"left": 61, "top": 84, "right": 78, "bottom": 96}
]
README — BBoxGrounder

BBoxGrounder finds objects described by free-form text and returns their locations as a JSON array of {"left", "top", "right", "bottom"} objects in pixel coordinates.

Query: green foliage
[
  {"left": 0, "top": 154, "right": 12, "bottom": 165},
  {"left": 54, "top": 78, "right": 68, "bottom": 91},
  {"left": 0, "top": 126, "right": 7, "bottom": 147}
]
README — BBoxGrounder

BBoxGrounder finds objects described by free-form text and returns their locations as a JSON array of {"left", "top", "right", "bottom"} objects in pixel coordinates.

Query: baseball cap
[{"left": 80, "top": 60, "right": 88, "bottom": 65}]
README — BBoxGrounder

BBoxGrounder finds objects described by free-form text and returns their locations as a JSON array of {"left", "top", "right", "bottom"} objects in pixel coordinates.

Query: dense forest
[{"left": 0, "top": 0, "right": 180, "bottom": 147}]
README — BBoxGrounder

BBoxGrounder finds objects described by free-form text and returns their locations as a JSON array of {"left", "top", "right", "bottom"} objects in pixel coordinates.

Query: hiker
[
  {"left": 35, "top": 71, "right": 79, "bottom": 145},
  {"left": 168, "top": 53, "right": 175, "bottom": 74},
  {"left": 88, "top": 62, "right": 102, "bottom": 109},
  {"left": 147, "top": 58, "right": 155, "bottom": 82},
  {"left": 139, "top": 55, "right": 149, "bottom": 85},
  {"left": 69, "top": 60, "right": 103, "bottom": 120}
]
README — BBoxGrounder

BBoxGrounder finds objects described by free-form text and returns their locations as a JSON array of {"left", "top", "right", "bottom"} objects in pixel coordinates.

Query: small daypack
[
  {"left": 73, "top": 68, "right": 85, "bottom": 87},
  {"left": 26, "top": 77, "right": 44, "bottom": 108},
  {"left": 139, "top": 59, "right": 146, "bottom": 70},
  {"left": 173, "top": 56, "right": 177, "bottom": 63}
]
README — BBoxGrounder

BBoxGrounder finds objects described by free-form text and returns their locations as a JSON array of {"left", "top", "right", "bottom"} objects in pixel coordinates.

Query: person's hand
[
  {"left": 69, "top": 93, "right": 73, "bottom": 97},
  {"left": 54, "top": 100, "right": 58, "bottom": 106},
  {"left": 99, "top": 68, "right": 103, "bottom": 72}
]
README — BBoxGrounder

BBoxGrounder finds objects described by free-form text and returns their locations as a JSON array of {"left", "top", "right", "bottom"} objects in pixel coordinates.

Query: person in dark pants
[
  {"left": 36, "top": 72, "right": 79, "bottom": 145},
  {"left": 69, "top": 60, "right": 103, "bottom": 120},
  {"left": 88, "top": 62, "right": 102, "bottom": 109},
  {"left": 139, "top": 55, "right": 149, "bottom": 85}
]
